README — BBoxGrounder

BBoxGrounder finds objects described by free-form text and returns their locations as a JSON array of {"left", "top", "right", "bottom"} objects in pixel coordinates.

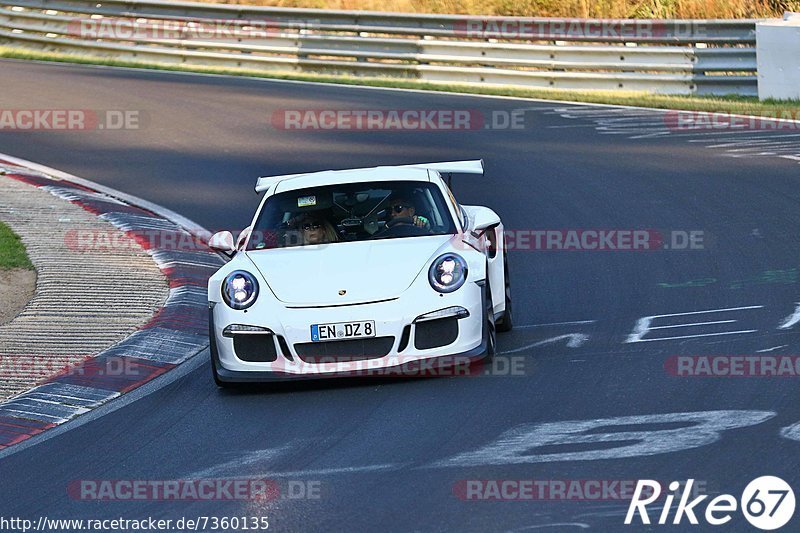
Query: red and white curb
[{"left": 0, "top": 155, "right": 223, "bottom": 449}]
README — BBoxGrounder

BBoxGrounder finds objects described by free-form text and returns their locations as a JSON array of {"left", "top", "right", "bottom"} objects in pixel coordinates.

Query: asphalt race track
[{"left": 2, "top": 59, "right": 800, "bottom": 531}]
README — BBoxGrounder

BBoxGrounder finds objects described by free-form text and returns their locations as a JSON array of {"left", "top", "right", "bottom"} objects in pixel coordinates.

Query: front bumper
[{"left": 210, "top": 281, "right": 488, "bottom": 382}]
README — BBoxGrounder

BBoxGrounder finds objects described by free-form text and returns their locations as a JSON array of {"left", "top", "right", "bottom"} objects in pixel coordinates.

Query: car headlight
[
  {"left": 428, "top": 254, "right": 468, "bottom": 293},
  {"left": 222, "top": 270, "right": 259, "bottom": 310}
]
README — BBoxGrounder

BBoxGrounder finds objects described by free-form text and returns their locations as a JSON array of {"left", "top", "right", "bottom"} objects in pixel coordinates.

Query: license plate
[{"left": 311, "top": 320, "right": 375, "bottom": 342}]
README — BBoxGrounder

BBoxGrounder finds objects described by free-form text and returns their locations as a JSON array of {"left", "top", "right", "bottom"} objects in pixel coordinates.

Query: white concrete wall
[{"left": 757, "top": 15, "right": 800, "bottom": 101}]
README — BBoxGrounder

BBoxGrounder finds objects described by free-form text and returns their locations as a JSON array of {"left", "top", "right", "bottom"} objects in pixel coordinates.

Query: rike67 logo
[{"left": 625, "top": 477, "right": 795, "bottom": 530}]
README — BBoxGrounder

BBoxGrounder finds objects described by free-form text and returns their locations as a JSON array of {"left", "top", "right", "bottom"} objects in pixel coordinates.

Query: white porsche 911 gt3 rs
[{"left": 207, "top": 160, "right": 512, "bottom": 386}]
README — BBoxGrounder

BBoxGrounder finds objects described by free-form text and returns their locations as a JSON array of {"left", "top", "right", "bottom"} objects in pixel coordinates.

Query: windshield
[{"left": 246, "top": 180, "right": 456, "bottom": 250}]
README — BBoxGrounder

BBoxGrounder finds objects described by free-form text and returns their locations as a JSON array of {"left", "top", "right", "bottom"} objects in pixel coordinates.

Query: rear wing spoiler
[
  {"left": 255, "top": 172, "right": 304, "bottom": 193},
  {"left": 254, "top": 159, "right": 484, "bottom": 193},
  {"left": 399, "top": 159, "right": 484, "bottom": 175}
]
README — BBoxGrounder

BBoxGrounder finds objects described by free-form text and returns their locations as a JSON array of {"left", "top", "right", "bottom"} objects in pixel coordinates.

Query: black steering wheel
[
  {"left": 386, "top": 216, "right": 414, "bottom": 228},
  {"left": 380, "top": 216, "right": 430, "bottom": 237}
]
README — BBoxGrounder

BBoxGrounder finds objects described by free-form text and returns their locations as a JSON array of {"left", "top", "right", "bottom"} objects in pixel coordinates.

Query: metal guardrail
[{"left": 0, "top": 0, "right": 760, "bottom": 95}]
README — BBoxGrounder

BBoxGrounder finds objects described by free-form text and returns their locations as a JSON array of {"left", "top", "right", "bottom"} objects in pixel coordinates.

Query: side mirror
[
  {"left": 209, "top": 230, "right": 236, "bottom": 255},
  {"left": 470, "top": 207, "right": 501, "bottom": 233}
]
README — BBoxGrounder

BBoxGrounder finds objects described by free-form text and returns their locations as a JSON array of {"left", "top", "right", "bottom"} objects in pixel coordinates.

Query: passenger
[{"left": 299, "top": 215, "right": 339, "bottom": 245}]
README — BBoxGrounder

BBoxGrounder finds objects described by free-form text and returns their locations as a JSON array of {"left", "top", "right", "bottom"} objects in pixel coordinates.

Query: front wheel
[
  {"left": 495, "top": 252, "right": 513, "bottom": 333},
  {"left": 484, "top": 280, "right": 497, "bottom": 358},
  {"left": 210, "top": 312, "right": 236, "bottom": 389},
  {"left": 211, "top": 358, "right": 228, "bottom": 388}
]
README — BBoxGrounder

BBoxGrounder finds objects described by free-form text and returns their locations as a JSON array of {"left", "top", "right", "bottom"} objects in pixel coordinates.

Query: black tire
[
  {"left": 211, "top": 357, "right": 229, "bottom": 388},
  {"left": 210, "top": 346, "right": 235, "bottom": 389},
  {"left": 209, "top": 310, "right": 236, "bottom": 389},
  {"left": 484, "top": 278, "right": 497, "bottom": 359},
  {"left": 495, "top": 251, "right": 513, "bottom": 333}
]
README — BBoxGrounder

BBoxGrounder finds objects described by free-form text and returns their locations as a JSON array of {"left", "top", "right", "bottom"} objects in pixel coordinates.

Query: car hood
[{"left": 246, "top": 235, "right": 454, "bottom": 306}]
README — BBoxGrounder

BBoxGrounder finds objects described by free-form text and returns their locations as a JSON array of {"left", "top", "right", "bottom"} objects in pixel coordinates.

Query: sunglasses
[
  {"left": 302, "top": 222, "right": 322, "bottom": 231},
  {"left": 391, "top": 204, "right": 411, "bottom": 213}
]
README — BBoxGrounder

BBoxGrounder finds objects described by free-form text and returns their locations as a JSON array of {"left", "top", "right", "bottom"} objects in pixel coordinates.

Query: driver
[{"left": 387, "top": 197, "right": 430, "bottom": 229}]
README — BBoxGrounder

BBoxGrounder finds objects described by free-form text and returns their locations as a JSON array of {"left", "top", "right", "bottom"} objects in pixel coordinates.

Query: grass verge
[
  {"left": 192, "top": 0, "right": 797, "bottom": 19},
  {"left": 0, "top": 220, "right": 33, "bottom": 270},
  {"left": 2, "top": 45, "right": 799, "bottom": 117}
]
